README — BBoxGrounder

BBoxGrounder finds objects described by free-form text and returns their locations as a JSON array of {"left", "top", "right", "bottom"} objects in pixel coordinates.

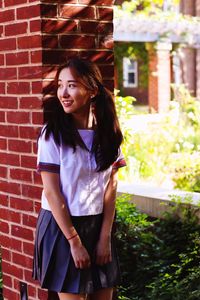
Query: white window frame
[{"left": 123, "top": 57, "right": 138, "bottom": 88}]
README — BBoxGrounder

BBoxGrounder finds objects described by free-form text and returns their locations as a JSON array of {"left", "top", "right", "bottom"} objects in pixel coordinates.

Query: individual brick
[
  {"left": 59, "top": 35, "right": 96, "bottom": 49},
  {"left": 42, "top": 19, "right": 78, "bottom": 34},
  {"left": 59, "top": 5, "right": 95, "bottom": 19}
]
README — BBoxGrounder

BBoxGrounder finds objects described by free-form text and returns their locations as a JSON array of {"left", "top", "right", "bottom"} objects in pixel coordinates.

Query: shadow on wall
[
  {"left": 42, "top": 1, "right": 114, "bottom": 96},
  {"left": 44, "top": 2, "right": 114, "bottom": 298}
]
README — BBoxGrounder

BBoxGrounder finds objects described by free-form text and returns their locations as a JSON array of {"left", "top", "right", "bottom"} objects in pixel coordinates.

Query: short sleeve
[
  {"left": 37, "top": 130, "right": 60, "bottom": 174},
  {"left": 112, "top": 149, "right": 127, "bottom": 170}
]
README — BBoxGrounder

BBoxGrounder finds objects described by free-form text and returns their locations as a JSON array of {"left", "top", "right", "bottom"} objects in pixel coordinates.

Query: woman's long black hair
[{"left": 42, "top": 57, "right": 123, "bottom": 171}]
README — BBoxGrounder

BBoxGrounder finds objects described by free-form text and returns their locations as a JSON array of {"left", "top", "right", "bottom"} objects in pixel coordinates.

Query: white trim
[{"left": 117, "top": 181, "right": 200, "bottom": 218}]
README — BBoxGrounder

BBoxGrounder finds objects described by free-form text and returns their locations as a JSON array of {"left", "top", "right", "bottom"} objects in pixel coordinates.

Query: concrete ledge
[{"left": 117, "top": 181, "right": 200, "bottom": 218}]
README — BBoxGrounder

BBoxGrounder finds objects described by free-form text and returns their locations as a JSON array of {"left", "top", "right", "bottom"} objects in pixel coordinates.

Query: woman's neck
[{"left": 72, "top": 105, "right": 93, "bottom": 129}]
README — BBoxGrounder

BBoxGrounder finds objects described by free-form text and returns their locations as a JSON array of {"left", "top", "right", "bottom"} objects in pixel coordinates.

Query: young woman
[{"left": 33, "top": 57, "right": 126, "bottom": 300}]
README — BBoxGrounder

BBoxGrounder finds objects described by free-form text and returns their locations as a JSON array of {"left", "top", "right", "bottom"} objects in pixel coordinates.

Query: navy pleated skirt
[{"left": 32, "top": 209, "right": 121, "bottom": 294}]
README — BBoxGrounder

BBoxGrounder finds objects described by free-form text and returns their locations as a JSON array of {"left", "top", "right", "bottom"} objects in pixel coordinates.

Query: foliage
[
  {"left": 115, "top": 194, "right": 200, "bottom": 300},
  {"left": 116, "top": 0, "right": 180, "bottom": 15},
  {"left": 171, "top": 84, "right": 200, "bottom": 132},
  {"left": 115, "top": 89, "right": 136, "bottom": 120},
  {"left": 170, "top": 85, "right": 200, "bottom": 191},
  {"left": 116, "top": 84, "right": 200, "bottom": 191},
  {"left": 115, "top": 90, "right": 136, "bottom": 165},
  {"left": 171, "top": 153, "right": 200, "bottom": 192},
  {"left": 115, "top": 0, "right": 181, "bottom": 16},
  {"left": 114, "top": 0, "right": 200, "bottom": 47}
]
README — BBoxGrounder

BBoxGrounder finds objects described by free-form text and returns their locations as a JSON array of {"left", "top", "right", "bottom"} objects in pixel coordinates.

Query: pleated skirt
[{"left": 32, "top": 209, "right": 121, "bottom": 294}]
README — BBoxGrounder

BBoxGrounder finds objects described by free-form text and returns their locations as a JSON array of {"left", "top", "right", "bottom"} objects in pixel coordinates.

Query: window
[{"left": 123, "top": 58, "right": 138, "bottom": 88}]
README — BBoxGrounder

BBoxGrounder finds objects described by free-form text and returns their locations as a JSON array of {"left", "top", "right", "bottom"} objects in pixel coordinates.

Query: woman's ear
[
  {"left": 90, "top": 87, "right": 98, "bottom": 99},
  {"left": 88, "top": 99, "right": 97, "bottom": 128}
]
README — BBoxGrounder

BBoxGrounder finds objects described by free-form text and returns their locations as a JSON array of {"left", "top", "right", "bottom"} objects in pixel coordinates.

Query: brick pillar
[
  {"left": 146, "top": 42, "right": 172, "bottom": 112},
  {"left": 180, "top": 0, "right": 196, "bottom": 96},
  {"left": 196, "top": 0, "right": 200, "bottom": 15},
  {"left": 180, "top": 0, "right": 195, "bottom": 15},
  {"left": 181, "top": 47, "right": 196, "bottom": 96},
  {"left": 196, "top": 0, "right": 200, "bottom": 98},
  {"left": 196, "top": 49, "right": 200, "bottom": 99},
  {"left": 0, "top": 1, "right": 113, "bottom": 300}
]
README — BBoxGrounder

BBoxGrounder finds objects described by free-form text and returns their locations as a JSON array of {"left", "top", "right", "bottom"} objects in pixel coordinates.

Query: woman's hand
[
  {"left": 95, "top": 235, "right": 112, "bottom": 265},
  {"left": 69, "top": 236, "right": 91, "bottom": 269}
]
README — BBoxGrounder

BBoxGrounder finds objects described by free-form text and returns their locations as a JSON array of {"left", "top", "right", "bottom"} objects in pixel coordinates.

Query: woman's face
[{"left": 57, "top": 67, "right": 93, "bottom": 116}]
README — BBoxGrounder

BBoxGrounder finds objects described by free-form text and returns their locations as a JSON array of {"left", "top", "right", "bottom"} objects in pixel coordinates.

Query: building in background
[{"left": 114, "top": 0, "right": 200, "bottom": 112}]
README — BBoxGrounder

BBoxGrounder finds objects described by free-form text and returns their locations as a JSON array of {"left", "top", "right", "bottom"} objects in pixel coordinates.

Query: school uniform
[{"left": 32, "top": 128, "right": 126, "bottom": 294}]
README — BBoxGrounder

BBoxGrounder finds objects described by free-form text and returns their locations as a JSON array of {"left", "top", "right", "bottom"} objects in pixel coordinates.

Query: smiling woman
[
  {"left": 32, "top": 57, "right": 126, "bottom": 300},
  {"left": 57, "top": 68, "right": 96, "bottom": 128}
]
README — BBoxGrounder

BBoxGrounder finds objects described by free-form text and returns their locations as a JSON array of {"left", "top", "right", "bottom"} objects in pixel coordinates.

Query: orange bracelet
[{"left": 67, "top": 233, "right": 78, "bottom": 241}]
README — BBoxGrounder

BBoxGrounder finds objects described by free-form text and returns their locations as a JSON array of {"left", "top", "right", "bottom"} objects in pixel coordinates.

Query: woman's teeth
[{"left": 63, "top": 101, "right": 73, "bottom": 107}]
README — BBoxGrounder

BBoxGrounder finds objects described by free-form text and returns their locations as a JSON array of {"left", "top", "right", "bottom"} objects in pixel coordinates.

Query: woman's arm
[
  {"left": 95, "top": 168, "right": 118, "bottom": 265},
  {"left": 41, "top": 171, "right": 91, "bottom": 269}
]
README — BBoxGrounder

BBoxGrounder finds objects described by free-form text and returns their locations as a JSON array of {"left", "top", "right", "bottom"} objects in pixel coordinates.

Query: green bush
[
  {"left": 115, "top": 194, "right": 200, "bottom": 300},
  {"left": 171, "top": 154, "right": 200, "bottom": 192},
  {"left": 115, "top": 85, "right": 200, "bottom": 191}
]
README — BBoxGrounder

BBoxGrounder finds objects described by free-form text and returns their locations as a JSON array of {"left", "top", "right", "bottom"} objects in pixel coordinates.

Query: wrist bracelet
[{"left": 67, "top": 233, "right": 78, "bottom": 241}]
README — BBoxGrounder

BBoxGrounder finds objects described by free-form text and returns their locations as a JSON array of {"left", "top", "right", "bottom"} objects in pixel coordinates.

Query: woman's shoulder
[
  {"left": 38, "top": 123, "right": 48, "bottom": 138},
  {"left": 38, "top": 124, "right": 60, "bottom": 146}
]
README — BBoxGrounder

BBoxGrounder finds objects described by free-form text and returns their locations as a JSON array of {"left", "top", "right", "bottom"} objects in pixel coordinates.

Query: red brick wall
[
  {"left": 0, "top": 1, "right": 113, "bottom": 299},
  {"left": 196, "top": 0, "right": 200, "bottom": 99},
  {"left": 180, "top": 0, "right": 195, "bottom": 16},
  {"left": 181, "top": 48, "right": 196, "bottom": 96},
  {"left": 148, "top": 43, "right": 171, "bottom": 112},
  {"left": 42, "top": 0, "right": 114, "bottom": 92},
  {"left": 123, "top": 87, "right": 148, "bottom": 105},
  {"left": 148, "top": 49, "right": 159, "bottom": 111},
  {"left": 180, "top": 0, "right": 197, "bottom": 96}
]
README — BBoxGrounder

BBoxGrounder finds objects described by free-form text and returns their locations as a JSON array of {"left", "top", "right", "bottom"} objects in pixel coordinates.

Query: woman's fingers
[
  {"left": 96, "top": 253, "right": 112, "bottom": 265},
  {"left": 81, "top": 257, "right": 91, "bottom": 269},
  {"left": 95, "top": 237, "right": 112, "bottom": 265},
  {"left": 74, "top": 253, "right": 91, "bottom": 269},
  {"left": 70, "top": 240, "right": 91, "bottom": 269},
  {"left": 75, "top": 252, "right": 111, "bottom": 268}
]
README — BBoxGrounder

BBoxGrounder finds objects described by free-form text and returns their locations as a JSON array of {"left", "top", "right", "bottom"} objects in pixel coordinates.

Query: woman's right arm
[{"left": 41, "top": 171, "right": 91, "bottom": 269}]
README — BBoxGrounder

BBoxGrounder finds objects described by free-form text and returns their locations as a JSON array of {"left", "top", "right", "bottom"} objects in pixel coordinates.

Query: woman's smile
[{"left": 62, "top": 100, "right": 74, "bottom": 107}]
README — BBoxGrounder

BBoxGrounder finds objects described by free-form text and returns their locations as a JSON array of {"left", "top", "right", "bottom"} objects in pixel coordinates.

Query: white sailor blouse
[{"left": 37, "top": 128, "right": 126, "bottom": 216}]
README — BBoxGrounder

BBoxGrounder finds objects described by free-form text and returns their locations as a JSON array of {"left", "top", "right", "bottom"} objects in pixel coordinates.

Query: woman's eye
[{"left": 68, "top": 84, "right": 76, "bottom": 88}]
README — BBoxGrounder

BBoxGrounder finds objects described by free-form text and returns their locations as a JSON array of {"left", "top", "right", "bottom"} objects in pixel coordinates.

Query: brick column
[
  {"left": 180, "top": 0, "right": 195, "bottom": 15},
  {"left": 146, "top": 42, "right": 172, "bottom": 113},
  {"left": 182, "top": 47, "right": 196, "bottom": 96},
  {"left": 196, "top": 0, "right": 200, "bottom": 15},
  {"left": 0, "top": 1, "right": 113, "bottom": 300},
  {"left": 180, "top": 0, "right": 196, "bottom": 96},
  {"left": 196, "top": 0, "right": 200, "bottom": 98}
]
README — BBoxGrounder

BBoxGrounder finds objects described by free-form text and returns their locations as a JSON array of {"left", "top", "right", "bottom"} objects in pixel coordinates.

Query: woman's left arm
[{"left": 95, "top": 168, "right": 118, "bottom": 265}]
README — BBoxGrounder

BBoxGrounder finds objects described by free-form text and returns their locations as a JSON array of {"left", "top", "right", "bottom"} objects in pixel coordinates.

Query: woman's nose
[{"left": 62, "top": 87, "right": 69, "bottom": 97}]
